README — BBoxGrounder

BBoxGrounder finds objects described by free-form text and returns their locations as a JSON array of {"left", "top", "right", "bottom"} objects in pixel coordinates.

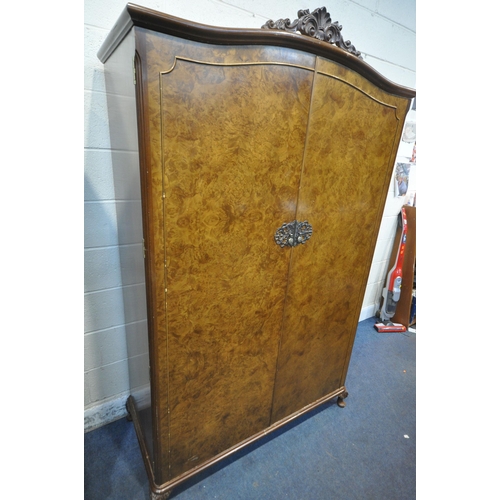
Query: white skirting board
[
  {"left": 84, "top": 385, "right": 151, "bottom": 433},
  {"left": 359, "top": 304, "right": 377, "bottom": 322},
  {"left": 84, "top": 394, "right": 129, "bottom": 433}
]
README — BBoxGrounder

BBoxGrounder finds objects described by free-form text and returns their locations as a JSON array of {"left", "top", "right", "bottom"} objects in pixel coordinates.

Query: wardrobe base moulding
[{"left": 126, "top": 388, "right": 348, "bottom": 498}]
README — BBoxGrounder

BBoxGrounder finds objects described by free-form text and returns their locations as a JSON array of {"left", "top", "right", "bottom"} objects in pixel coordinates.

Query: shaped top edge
[{"left": 97, "top": 3, "right": 415, "bottom": 99}]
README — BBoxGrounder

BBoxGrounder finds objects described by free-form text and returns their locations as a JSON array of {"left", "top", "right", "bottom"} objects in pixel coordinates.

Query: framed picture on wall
[{"left": 395, "top": 162, "right": 411, "bottom": 197}]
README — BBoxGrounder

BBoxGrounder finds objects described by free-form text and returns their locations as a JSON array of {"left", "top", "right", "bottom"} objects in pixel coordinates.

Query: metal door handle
[{"left": 274, "top": 220, "right": 313, "bottom": 247}]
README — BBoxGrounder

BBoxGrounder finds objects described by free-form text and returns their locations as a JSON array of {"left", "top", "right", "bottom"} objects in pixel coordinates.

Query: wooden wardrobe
[{"left": 98, "top": 4, "right": 416, "bottom": 498}]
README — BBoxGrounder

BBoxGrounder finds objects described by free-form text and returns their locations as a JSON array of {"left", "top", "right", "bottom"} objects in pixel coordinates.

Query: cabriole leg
[
  {"left": 150, "top": 489, "right": 172, "bottom": 500},
  {"left": 337, "top": 390, "right": 349, "bottom": 408}
]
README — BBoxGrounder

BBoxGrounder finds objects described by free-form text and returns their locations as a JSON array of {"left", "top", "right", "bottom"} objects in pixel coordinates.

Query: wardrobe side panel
[{"left": 102, "top": 29, "right": 154, "bottom": 459}]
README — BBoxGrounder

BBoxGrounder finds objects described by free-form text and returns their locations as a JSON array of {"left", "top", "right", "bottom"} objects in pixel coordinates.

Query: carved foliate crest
[{"left": 262, "top": 7, "right": 362, "bottom": 58}]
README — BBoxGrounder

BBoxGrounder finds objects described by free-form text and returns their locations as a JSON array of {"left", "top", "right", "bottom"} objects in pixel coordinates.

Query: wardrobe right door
[{"left": 271, "top": 58, "right": 410, "bottom": 424}]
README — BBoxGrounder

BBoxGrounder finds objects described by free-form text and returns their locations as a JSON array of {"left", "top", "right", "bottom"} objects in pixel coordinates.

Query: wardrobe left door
[{"left": 138, "top": 30, "right": 316, "bottom": 481}]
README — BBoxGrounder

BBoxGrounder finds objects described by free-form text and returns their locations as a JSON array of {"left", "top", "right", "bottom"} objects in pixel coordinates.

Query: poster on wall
[{"left": 394, "top": 162, "right": 411, "bottom": 197}]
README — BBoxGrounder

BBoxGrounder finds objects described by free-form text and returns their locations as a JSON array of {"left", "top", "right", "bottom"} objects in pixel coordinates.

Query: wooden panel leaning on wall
[
  {"left": 393, "top": 205, "right": 416, "bottom": 327},
  {"left": 98, "top": 4, "right": 416, "bottom": 499}
]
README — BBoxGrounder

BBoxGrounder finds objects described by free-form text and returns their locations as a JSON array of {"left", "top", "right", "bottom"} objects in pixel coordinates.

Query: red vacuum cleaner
[{"left": 375, "top": 207, "right": 408, "bottom": 333}]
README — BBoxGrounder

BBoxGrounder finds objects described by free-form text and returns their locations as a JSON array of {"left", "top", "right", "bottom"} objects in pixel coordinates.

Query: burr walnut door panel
[
  {"left": 271, "top": 66, "right": 407, "bottom": 423},
  {"left": 160, "top": 57, "right": 314, "bottom": 478}
]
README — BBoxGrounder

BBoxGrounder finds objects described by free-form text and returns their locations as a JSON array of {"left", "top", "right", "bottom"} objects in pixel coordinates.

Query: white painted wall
[{"left": 84, "top": 0, "right": 416, "bottom": 430}]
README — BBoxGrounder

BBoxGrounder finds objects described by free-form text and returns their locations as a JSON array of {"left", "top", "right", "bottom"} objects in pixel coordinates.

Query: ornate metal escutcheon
[{"left": 274, "top": 220, "right": 313, "bottom": 248}]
